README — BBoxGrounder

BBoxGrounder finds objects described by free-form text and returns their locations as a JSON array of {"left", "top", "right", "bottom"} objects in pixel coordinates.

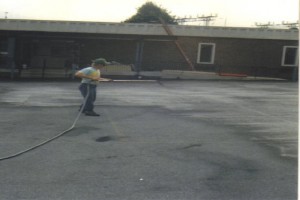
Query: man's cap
[{"left": 92, "top": 58, "right": 110, "bottom": 66}]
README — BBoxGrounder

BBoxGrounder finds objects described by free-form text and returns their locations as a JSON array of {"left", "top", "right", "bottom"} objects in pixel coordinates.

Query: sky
[{"left": 0, "top": 0, "right": 298, "bottom": 27}]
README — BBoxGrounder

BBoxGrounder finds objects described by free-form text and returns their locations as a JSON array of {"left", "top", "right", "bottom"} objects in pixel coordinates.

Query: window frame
[
  {"left": 281, "top": 46, "right": 298, "bottom": 67},
  {"left": 197, "top": 43, "right": 216, "bottom": 64}
]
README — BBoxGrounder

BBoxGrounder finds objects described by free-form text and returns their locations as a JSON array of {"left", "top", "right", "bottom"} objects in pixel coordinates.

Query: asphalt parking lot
[{"left": 0, "top": 80, "right": 298, "bottom": 200}]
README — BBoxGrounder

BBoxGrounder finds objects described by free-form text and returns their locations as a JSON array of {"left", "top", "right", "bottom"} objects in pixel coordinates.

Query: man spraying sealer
[{"left": 75, "top": 58, "right": 112, "bottom": 116}]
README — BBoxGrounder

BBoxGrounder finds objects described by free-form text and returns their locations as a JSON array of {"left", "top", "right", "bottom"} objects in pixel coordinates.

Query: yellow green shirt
[{"left": 79, "top": 67, "right": 100, "bottom": 85}]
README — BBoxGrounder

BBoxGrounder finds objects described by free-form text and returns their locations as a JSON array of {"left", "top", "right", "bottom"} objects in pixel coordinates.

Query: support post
[
  {"left": 7, "top": 38, "right": 16, "bottom": 79},
  {"left": 134, "top": 40, "right": 144, "bottom": 76}
]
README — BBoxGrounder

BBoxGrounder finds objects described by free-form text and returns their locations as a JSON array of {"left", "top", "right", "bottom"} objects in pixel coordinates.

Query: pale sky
[{"left": 0, "top": 0, "right": 298, "bottom": 27}]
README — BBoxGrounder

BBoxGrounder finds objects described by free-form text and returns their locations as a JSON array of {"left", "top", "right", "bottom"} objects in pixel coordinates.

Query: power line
[
  {"left": 175, "top": 14, "right": 218, "bottom": 26},
  {"left": 255, "top": 21, "right": 299, "bottom": 29},
  {"left": 281, "top": 21, "right": 299, "bottom": 29}
]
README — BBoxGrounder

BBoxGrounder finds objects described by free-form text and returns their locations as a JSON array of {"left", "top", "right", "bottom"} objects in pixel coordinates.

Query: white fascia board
[{"left": 0, "top": 19, "right": 298, "bottom": 40}]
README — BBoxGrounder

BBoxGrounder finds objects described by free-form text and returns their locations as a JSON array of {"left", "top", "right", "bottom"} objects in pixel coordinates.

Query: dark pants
[{"left": 79, "top": 83, "right": 97, "bottom": 112}]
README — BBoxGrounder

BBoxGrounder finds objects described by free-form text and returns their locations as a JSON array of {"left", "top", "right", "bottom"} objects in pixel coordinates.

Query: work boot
[{"left": 85, "top": 111, "right": 100, "bottom": 116}]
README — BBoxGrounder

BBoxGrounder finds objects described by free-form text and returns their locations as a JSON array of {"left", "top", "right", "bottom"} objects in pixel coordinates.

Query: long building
[{"left": 0, "top": 19, "right": 298, "bottom": 80}]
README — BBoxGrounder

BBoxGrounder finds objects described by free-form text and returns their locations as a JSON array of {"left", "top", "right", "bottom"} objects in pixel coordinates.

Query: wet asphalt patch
[{"left": 96, "top": 136, "right": 112, "bottom": 142}]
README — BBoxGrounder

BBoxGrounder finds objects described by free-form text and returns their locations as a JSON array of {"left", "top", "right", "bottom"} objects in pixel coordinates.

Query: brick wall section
[
  {"left": 175, "top": 37, "right": 298, "bottom": 78},
  {"left": 79, "top": 39, "right": 136, "bottom": 66},
  {"left": 141, "top": 40, "right": 188, "bottom": 71}
]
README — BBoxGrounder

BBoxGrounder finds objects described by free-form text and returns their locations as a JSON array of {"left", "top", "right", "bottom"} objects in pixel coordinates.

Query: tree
[{"left": 124, "top": 2, "right": 177, "bottom": 24}]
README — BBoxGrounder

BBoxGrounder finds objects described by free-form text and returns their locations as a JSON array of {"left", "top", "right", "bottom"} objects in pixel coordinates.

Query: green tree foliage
[{"left": 124, "top": 2, "right": 177, "bottom": 24}]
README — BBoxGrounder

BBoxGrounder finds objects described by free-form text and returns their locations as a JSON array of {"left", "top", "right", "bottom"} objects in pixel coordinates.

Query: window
[
  {"left": 282, "top": 46, "right": 298, "bottom": 66},
  {"left": 197, "top": 43, "right": 215, "bottom": 64}
]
